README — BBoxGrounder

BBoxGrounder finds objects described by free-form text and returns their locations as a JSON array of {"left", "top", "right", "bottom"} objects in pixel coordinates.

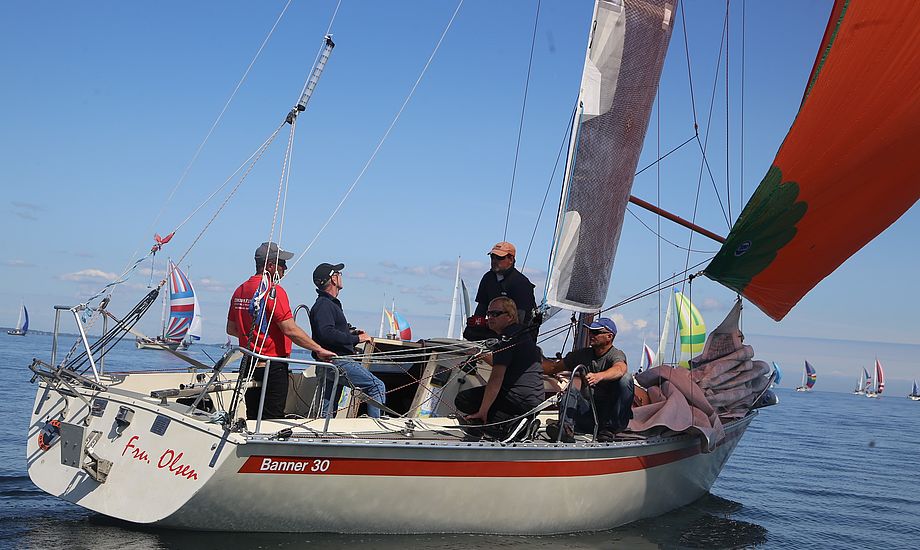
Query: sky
[{"left": 1, "top": 1, "right": 918, "bottom": 394}]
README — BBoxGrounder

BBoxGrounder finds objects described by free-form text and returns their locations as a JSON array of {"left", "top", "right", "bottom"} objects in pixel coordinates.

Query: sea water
[{"left": 2, "top": 334, "right": 918, "bottom": 549}]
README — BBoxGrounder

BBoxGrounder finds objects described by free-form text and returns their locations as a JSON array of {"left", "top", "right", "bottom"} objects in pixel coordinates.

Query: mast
[
  {"left": 160, "top": 260, "right": 170, "bottom": 339},
  {"left": 286, "top": 35, "right": 335, "bottom": 124}
]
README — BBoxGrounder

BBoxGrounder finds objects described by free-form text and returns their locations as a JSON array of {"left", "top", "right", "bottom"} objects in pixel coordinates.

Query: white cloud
[
  {"left": 608, "top": 313, "right": 648, "bottom": 333},
  {"left": 3, "top": 259, "right": 33, "bottom": 268},
  {"left": 196, "top": 277, "right": 230, "bottom": 293},
  {"left": 59, "top": 268, "right": 119, "bottom": 282}
]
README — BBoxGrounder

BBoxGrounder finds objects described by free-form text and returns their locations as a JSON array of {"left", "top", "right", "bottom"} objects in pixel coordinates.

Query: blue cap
[{"left": 584, "top": 317, "right": 617, "bottom": 335}]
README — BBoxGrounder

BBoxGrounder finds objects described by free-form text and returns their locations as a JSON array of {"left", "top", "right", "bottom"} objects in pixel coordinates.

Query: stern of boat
[{"left": 26, "top": 373, "right": 241, "bottom": 525}]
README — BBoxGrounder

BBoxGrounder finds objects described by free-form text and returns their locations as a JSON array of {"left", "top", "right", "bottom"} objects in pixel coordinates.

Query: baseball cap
[
  {"left": 488, "top": 241, "right": 516, "bottom": 257},
  {"left": 584, "top": 317, "right": 617, "bottom": 335},
  {"left": 313, "top": 262, "right": 345, "bottom": 287},
  {"left": 255, "top": 241, "right": 294, "bottom": 263}
]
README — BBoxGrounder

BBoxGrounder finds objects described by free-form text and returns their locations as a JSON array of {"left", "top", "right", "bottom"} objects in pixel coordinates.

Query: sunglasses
[
  {"left": 490, "top": 254, "right": 511, "bottom": 261},
  {"left": 486, "top": 310, "right": 507, "bottom": 318}
]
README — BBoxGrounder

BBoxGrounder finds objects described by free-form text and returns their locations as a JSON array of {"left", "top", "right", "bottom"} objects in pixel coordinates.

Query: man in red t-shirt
[{"left": 227, "top": 242, "right": 334, "bottom": 420}]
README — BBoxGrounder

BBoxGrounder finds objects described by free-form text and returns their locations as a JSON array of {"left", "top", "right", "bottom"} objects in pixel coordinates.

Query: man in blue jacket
[{"left": 309, "top": 262, "right": 388, "bottom": 418}]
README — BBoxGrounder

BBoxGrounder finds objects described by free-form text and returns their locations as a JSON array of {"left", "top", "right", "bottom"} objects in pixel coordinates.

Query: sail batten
[
  {"left": 546, "top": 0, "right": 675, "bottom": 312},
  {"left": 704, "top": 0, "right": 920, "bottom": 321}
]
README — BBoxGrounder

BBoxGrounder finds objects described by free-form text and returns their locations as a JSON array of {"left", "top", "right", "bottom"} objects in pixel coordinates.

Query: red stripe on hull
[{"left": 238, "top": 429, "right": 743, "bottom": 477}]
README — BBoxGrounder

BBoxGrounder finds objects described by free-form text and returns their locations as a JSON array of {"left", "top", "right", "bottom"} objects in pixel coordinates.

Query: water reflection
[{"left": 12, "top": 493, "right": 766, "bottom": 550}]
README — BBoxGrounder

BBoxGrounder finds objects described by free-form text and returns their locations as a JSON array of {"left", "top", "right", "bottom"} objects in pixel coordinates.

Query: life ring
[{"left": 37, "top": 419, "right": 61, "bottom": 451}]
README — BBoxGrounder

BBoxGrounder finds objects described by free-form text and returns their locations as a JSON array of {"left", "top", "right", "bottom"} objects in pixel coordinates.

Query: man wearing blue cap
[{"left": 542, "top": 317, "right": 634, "bottom": 442}]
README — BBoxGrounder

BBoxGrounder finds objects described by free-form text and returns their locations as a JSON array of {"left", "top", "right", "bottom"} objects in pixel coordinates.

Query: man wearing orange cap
[{"left": 464, "top": 241, "right": 537, "bottom": 341}]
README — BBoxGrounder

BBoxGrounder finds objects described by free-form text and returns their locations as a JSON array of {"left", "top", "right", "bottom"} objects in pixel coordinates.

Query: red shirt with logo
[{"left": 228, "top": 274, "right": 294, "bottom": 357}]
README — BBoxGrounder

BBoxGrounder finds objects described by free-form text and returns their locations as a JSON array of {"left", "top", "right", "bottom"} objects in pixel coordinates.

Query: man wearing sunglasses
[
  {"left": 541, "top": 317, "right": 634, "bottom": 442},
  {"left": 309, "top": 262, "right": 388, "bottom": 418},
  {"left": 464, "top": 241, "right": 538, "bottom": 341},
  {"left": 455, "top": 297, "right": 544, "bottom": 439},
  {"left": 227, "top": 242, "right": 335, "bottom": 420}
]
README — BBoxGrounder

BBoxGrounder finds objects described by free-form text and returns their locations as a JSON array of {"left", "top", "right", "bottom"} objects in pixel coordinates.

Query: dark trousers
[
  {"left": 455, "top": 386, "right": 535, "bottom": 438},
  {"left": 244, "top": 359, "right": 290, "bottom": 420},
  {"left": 560, "top": 374, "right": 634, "bottom": 433}
]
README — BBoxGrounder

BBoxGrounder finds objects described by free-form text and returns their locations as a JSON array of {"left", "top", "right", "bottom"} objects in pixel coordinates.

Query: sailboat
[
  {"left": 7, "top": 302, "right": 28, "bottom": 336},
  {"left": 909, "top": 380, "right": 920, "bottom": 401},
  {"left": 853, "top": 367, "right": 870, "bottom": 395},
  {"left": 795, "top": 361, "right": 817, "bottom": 392},
  {"left": 136, "top": 262, "right": 202, "bottom": 350},
  {"left": 865, "top": 359, "right": 885, "bottom": 398},
  {"left": 24, "top": 0, "right": 920, "bottom": 535}
]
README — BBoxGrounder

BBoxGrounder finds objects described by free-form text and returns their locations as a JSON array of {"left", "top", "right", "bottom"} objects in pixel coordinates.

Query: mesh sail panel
[{"left": 546, "top": 0, "right": 675, "bottom": 312}]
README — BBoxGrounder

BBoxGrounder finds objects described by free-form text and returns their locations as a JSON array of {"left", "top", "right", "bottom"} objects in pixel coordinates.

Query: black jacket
[
  {"left": 309, "top": 290, "right": 360, "bottom": 356},
  {"left": 473, "top": 267, "right": 537, "bottom": 322}
]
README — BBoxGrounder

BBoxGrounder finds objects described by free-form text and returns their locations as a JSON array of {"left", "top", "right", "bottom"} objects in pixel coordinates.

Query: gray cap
[{"left": 254, "top": 241, "right": 294, "bottom": 263}]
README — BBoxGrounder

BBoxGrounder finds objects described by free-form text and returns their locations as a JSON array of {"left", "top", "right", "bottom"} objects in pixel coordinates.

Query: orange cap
[{"left": 488, "top": 241, "right": 516, "bottom": 257}]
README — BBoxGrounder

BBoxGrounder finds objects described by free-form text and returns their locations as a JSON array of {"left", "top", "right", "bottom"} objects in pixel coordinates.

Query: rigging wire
[
  {"left": 676, "top": 2, "right": 735, "bottom": 310},
  {"left": 521, "top": 99, "right": 577, "bottom": 270},
  {"left": 633, "top": 133, "right": 697, "bottom": 178},
  {"left": 725, "top": 0, "right": 732, "bottom": 223},
  {"left": 73, "top": 2, "right": 295, "bottom": 328},
  {"left": 626, "top": 207, "right": 717, "bottom": 254},
  {"left": 285, "top": 0, "right": 465, "bottom": 275},
  {"left": 502, "top": 0, "right": 542, "bottom": 242},
  {"left": 691, "top": 6, "right": 733, "bottom": 231}
]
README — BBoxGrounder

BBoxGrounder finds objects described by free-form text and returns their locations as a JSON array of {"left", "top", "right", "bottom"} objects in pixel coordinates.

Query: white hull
[
  {"left": 135, "top": 337, "right": 181, "bottom": 351},
  {"left": 865, "top": 392, "right": 881, "bottom": 399},
  {"left": 909, "top": 395, "right": 920, "bottom": 401},
  {"left": 27, "top": 370, "right": 754, "bottom": 534},
  {"left": 795, "top": 386, "right": 811, "bottom": 392}
]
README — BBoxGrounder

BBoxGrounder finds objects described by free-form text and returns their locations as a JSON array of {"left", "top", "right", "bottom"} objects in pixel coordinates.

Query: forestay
[{"left": 546, "top": 0, "right": 675, "bottom": 312}]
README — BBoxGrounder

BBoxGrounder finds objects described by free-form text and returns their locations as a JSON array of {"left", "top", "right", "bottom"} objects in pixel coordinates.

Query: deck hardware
[
  {"left": 82, "top": 430, "right": 112, "bottom": 483},
  {"left": 114, "top": 406, "right": 134, "bottom": 436}
]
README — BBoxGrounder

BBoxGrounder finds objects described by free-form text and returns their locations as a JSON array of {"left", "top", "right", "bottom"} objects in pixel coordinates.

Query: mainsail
[
  {"left": 546, "top": 0, "right": 675, "bottom": 312},
  {"left": 704, "top": 1, "right": 920, "bottom": 321}
]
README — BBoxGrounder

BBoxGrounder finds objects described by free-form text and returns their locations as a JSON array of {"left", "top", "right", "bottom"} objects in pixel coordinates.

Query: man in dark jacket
[
  {"left": 464, "top": 241, "right": 538, "bottom": 341},
  {"left": 309, "top": 262, "right": 387, "bottom": 418}
]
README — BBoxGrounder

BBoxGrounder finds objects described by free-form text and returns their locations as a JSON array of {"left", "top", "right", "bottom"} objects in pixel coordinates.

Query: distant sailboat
[
  {"left": 382, "top": 303, "right": 412, "bottom": 341},
  {"left": 853, "top": 367, "right": 870, "bottom": 395},
  {"left": 795, "top": 361, "right": 817, "bottom": 392},
  {"left": 136, "top": 262, "right": 201, "bottom": 350},
  {"left": 909, "top": 380, "right": 920, "bottom": 401},
  {"left": 637, "top": 340, "right": 655, "bottom": 373},
  {"left": 866, "top": 359, "right": 885, "bottom": 398},
  {"left": 7, "top": 302, "right": 29, "bottom": 336}
]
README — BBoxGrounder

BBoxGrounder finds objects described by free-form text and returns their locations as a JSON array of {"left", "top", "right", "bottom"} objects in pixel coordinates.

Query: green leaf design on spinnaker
[{"left": 705, "top": 165, "right": 807, "bottom": 292}]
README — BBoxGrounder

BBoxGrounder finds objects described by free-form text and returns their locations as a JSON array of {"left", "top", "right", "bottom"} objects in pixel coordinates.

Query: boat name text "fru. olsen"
[{"left": 121, "top": 435, "right": 199, "bottom": 480}]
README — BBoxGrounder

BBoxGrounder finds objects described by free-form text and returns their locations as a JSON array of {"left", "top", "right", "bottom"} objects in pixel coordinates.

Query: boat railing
[
  {"left": 234, "top": 347, "right": 338, "bottom": 434},
  {"left": 49, "top": 303, "right": 110, "bottom": 382},
  {"left": 557, "top": 364, "right": 600, "bottom": 443}
]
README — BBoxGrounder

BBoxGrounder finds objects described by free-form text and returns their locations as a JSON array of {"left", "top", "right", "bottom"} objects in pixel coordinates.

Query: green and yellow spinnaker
[{"left": 675, "top": 291, "right": 705, "bottom": 369}]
